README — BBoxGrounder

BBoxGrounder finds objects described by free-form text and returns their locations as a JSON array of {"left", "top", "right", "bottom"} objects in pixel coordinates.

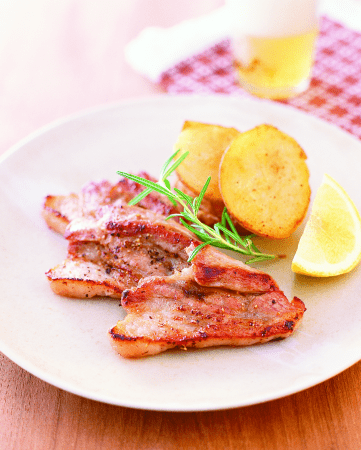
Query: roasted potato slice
[
  {"left": 219, "top": 124, "right": 310, "bottom": 239},
  {"left": 174, "top": 121, "right": 240, "bottom": 202}
]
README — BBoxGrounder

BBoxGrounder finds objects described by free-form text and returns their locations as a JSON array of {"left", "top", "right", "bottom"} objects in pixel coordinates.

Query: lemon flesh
[{"left": 292, "top": 174, "right": 361, "bottom": 276}]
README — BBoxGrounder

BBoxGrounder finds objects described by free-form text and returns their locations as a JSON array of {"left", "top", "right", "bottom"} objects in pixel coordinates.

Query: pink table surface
[
  {"left": 159, "top": 15, "right": 361, "bottom": 139},
  {"left": 0, "top": 0, "right": 223, "bottom": 155},
  {"left": 2, "top": 0, "right": 361, "bottom": 156}
]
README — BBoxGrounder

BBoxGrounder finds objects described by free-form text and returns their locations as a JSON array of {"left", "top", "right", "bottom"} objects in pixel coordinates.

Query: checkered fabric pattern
[{"left": 159, "top": 16, "right": 361, "bottom": 140}]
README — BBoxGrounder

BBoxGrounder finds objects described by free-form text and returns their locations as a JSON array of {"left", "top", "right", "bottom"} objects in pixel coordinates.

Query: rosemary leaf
[
  {"left": 186, "top": 242, "right": 209, "bottom": 261},
  {"left": 126, "top": 187, "right": 153, "bottom": 206},
  {"left": 179, "top": 218, "right": 209, "bottom": 239},
  {"left": 161, "top": 150, "right": 189, "bottom": 181},
  {"left": 117, "top": 171, "right": 178, "bottom": 205},
  {"left": 117, "top": 172, "right": 170, "bottom": 196},
  {"left": 173, "top": 188, "right": 194, "bottom": 206},
  {"left": 213, "top": 223, "right": 222, "bottom": 236},
  {"left": 165, "top": 213, "right": 183, "bottom": 221},
  {"left": 163, "top": 179, "right": 171, "bottom": 190},
  {"left": 215, "top": 223, "right": 245, "bottom": 246},
  {"left": 223, "top": 209, "right": 239, "bottom": 235},
  {"left": 195, "top": 176, "right": 211, "bottom": 214},
  {"left": 160, "top": 150, "right": 181, "bottom": 180}
]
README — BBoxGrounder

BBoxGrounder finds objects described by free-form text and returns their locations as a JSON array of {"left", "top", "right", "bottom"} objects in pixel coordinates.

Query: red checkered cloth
[{"left": 159, "top": 16, "right": 361, "bottom": 140}]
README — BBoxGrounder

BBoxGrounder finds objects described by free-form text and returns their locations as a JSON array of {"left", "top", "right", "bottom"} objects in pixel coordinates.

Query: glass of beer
[{"left": 226, "top": 0, "right": 319, "bottom": 99}]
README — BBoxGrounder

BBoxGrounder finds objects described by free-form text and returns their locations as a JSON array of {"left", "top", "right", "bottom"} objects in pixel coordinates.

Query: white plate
[{"left": 1, "top": 95, "right": 361, "bottom": 412}]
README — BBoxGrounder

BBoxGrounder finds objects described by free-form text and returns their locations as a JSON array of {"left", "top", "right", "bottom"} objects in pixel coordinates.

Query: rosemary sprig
[{"left": 117, "top": 150, "right": 275, "bottom": 264}]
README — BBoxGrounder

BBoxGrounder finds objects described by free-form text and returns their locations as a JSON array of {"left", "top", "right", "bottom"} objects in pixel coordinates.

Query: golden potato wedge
[
  {"left": 174, "top": 121, "right": 240, "bottom": 202},
  {"left": 219, "top": 124, "right": 310, "bottom": 239}
]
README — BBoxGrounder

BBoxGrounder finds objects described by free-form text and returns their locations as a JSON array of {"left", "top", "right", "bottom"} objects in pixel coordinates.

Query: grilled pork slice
[
  {"left": 42, "top": 172, "right": 181, "bottom": 235},
  {"left": 46, "top": 204, "right": 196, "bottom": 298},
  {"left": 43, "top": 172, "right": 223, "bottom": 237},
  {"left": 43, "top": 193, "right": 80, "bottom": 236},
  {"left": 110, "top": 244, "right": 306, "bottom": 358},
  {"left": 47, "top": 258, "right": 128, "bottom": 299}
]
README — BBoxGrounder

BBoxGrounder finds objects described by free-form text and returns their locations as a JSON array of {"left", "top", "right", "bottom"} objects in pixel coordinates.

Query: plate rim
[{"left": 2, "top": 93, "right": 360, "bottom": 163}]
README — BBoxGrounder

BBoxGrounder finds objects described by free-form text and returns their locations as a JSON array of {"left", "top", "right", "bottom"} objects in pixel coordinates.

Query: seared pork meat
[
  {"left": 46, "top": 204, "right": 196, "bottom": 298},
  {"left": 48, "top": 258, "right": 128, "bottom": 299},
  {"left": 43, "top": 173, "right": 223, "bottom": 237},
  {"left": 110, "top": 244, "right": 306, "bottom": 358},
  {"left": 43, "top": 193, "right": 79, "bottom": 236},
  {"left": 42, "top": 172, "right": 181, "bottom": 235},
  {"left": 44, "top": 174, "right": 306, "bottom": 358}
]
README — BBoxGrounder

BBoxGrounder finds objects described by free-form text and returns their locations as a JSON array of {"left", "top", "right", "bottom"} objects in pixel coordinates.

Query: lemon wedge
[{"left": 292, "top": 174, "right": 361, "bottom": 277}]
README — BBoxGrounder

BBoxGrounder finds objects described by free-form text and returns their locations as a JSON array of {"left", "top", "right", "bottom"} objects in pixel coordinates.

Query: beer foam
[{"left": 226, "top": 0, "right": 319, "bottom": 37}]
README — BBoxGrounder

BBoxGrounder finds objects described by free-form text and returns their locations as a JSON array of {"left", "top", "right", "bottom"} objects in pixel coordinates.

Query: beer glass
[{"left": 227, "top": 0, "right": 319, "bottom": 99}]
